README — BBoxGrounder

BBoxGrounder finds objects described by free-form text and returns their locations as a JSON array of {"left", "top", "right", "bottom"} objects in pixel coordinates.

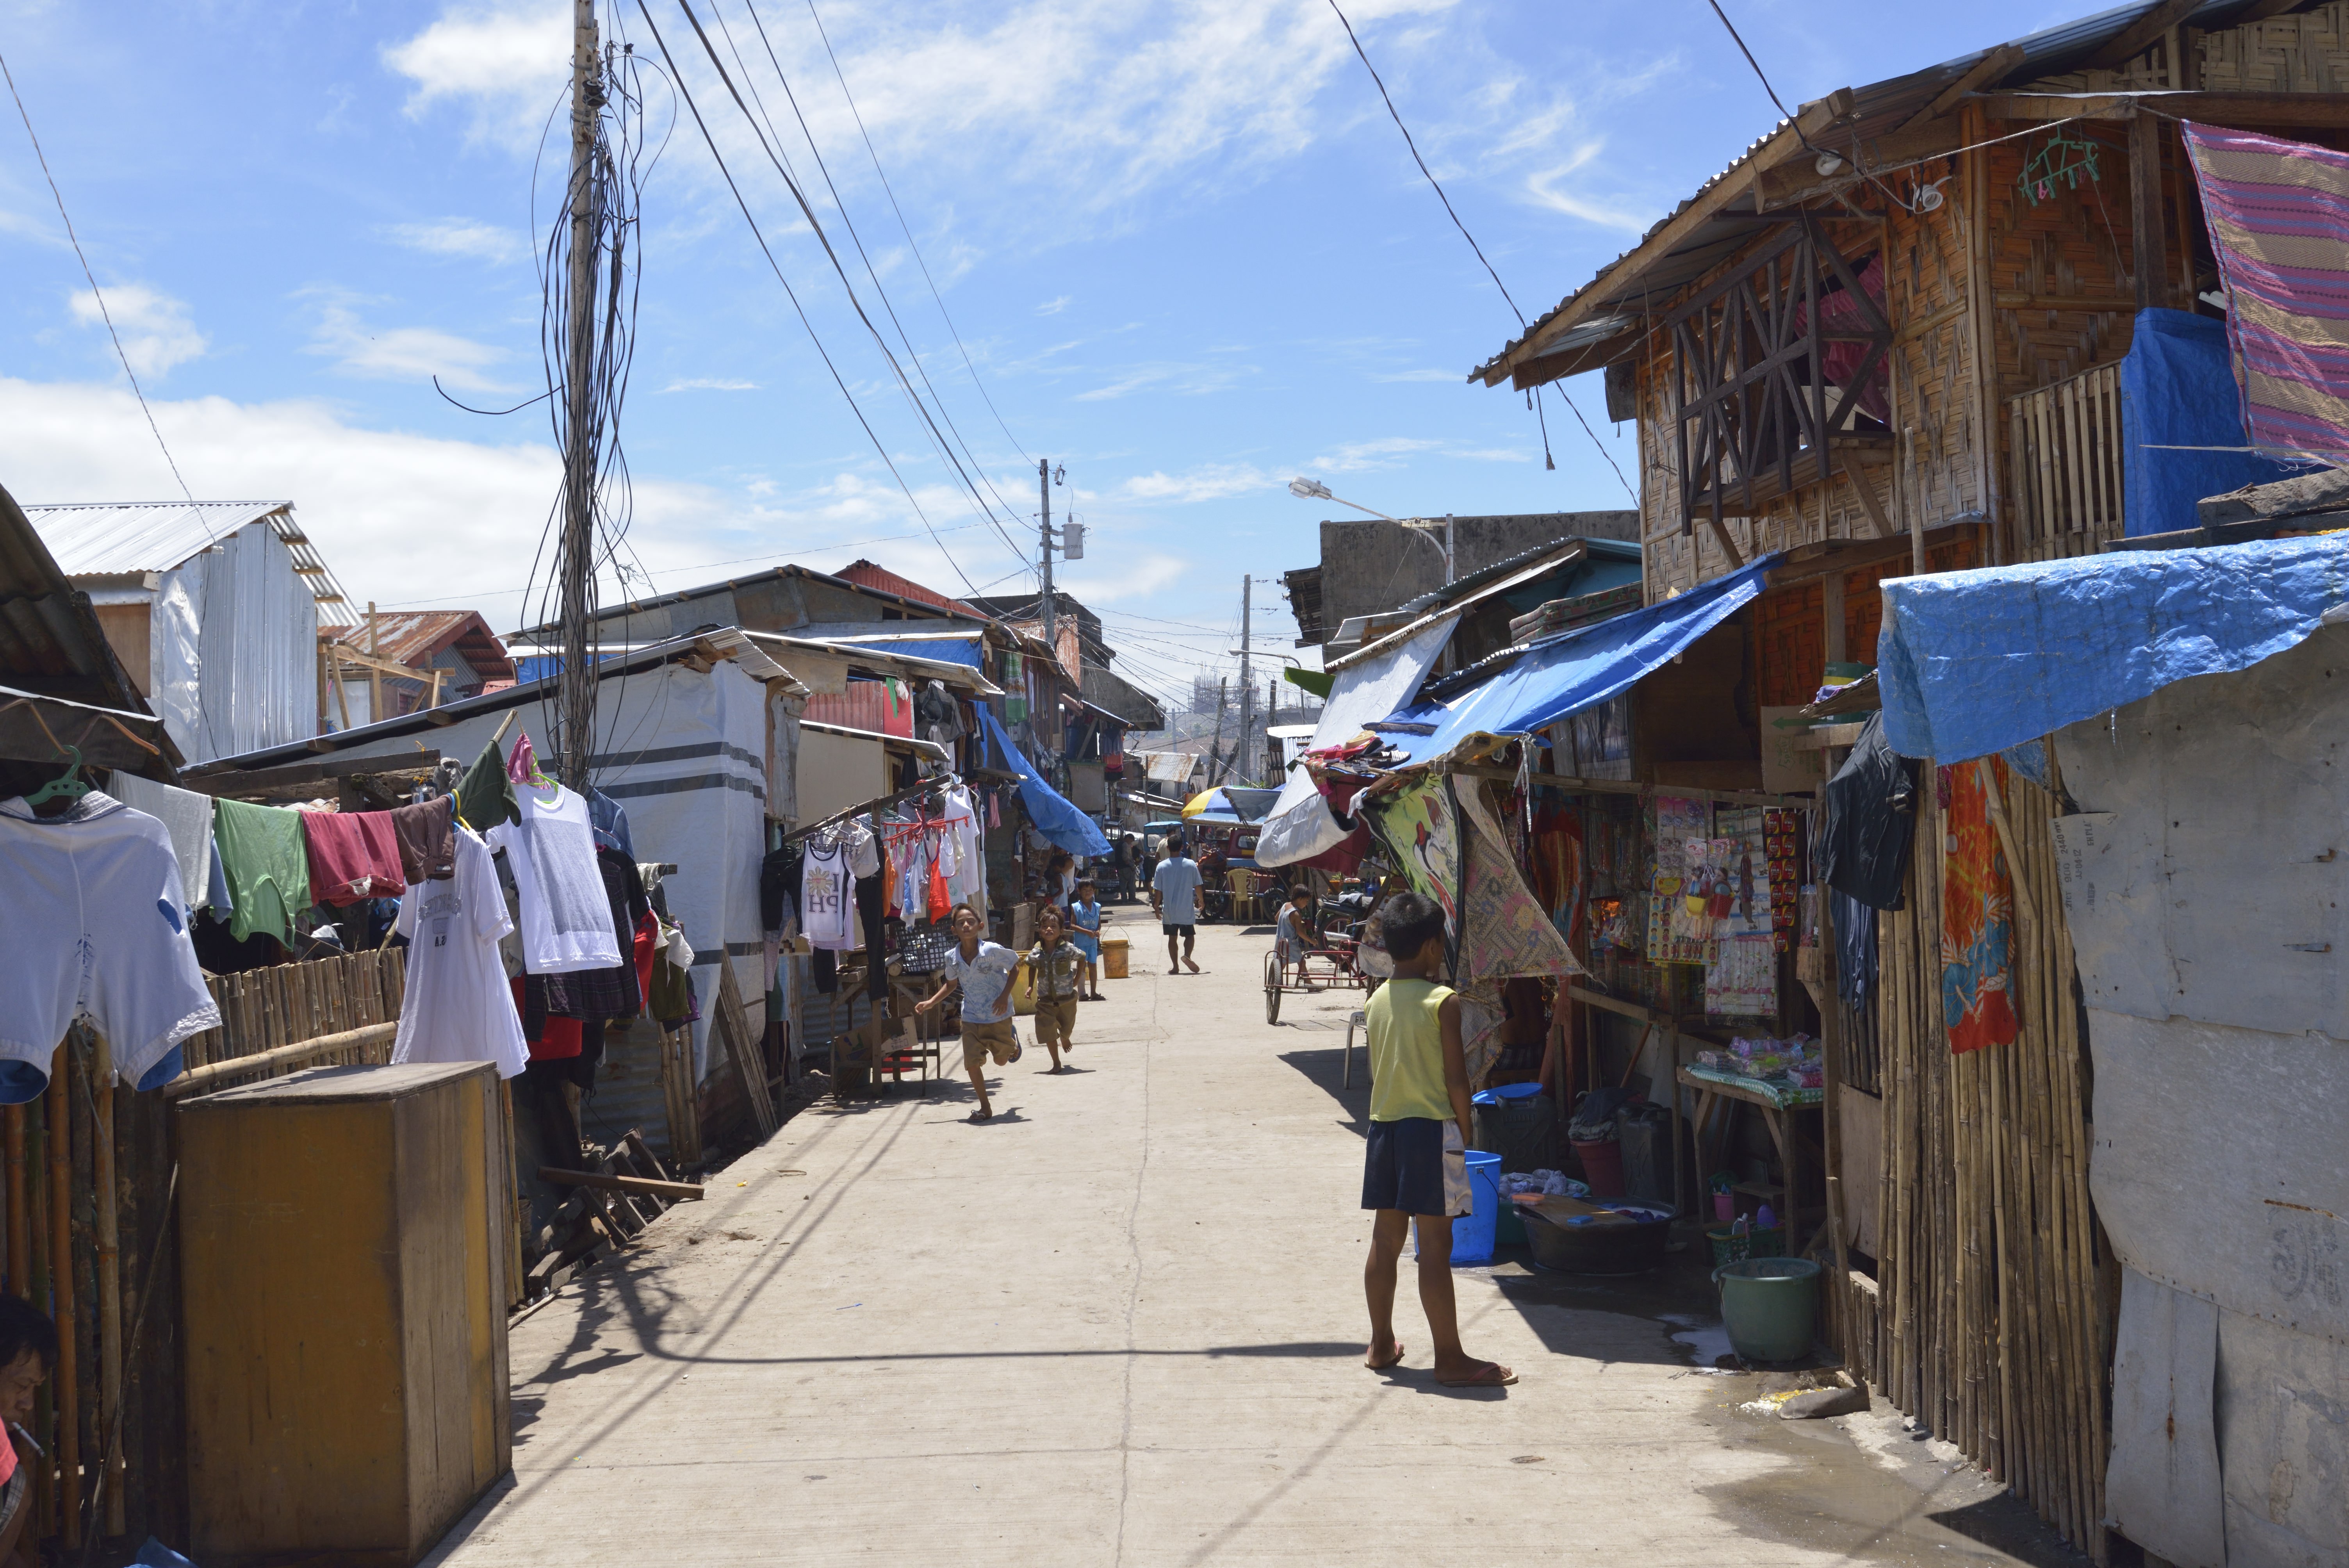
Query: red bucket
[{"left": 1572, "top": 1139, "right": 1625, "bottom": 1198}]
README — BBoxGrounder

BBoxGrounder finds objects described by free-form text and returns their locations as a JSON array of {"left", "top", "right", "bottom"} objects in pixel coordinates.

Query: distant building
[
  {"left": 320, "top": 610, "right": 516, "bottom": 730},
  {"left": 1281, "top": 509, "right": 1638, "bottom": 648},
  {"left": 21, "top": 500, "right": 344, "bottom": 764},
  {"left": 964, "top": 589, "right": 1166, "bottom": 735}
]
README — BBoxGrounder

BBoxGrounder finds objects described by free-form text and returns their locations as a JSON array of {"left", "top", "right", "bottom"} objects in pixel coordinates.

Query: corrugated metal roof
[
  {"left": 1471, "top": 0, "right": 2301, "bottom": 384},
  {"left": 20, "top": 500, "right": 354, "bottom": 622},
  {"left": 320, "top": 609, "right": 515, "bottom": 680},
  {"left": 836, "top": 559, "right": 981, "bottom": 616}
]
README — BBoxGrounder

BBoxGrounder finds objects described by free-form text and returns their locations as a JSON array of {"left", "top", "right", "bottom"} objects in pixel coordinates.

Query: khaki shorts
[
  {"left": 962, "top": 1020, "right": 1021, "bottom": 1071},
  {"left": 1033, "top": 996, "right": 1077, "bottom": 1050}
]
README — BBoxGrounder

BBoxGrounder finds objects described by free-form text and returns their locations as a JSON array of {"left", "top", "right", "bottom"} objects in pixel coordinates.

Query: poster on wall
[{"left": 1648, "top": 795, "right": 1715, "bottom": 965}]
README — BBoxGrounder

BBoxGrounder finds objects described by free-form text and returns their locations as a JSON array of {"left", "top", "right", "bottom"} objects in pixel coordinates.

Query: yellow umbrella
[{"left": 1181, "top": 788, "right": 1221, "bottom": 819}]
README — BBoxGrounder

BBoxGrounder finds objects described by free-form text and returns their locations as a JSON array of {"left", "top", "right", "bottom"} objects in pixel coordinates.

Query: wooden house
[{"left": 1470, "top": 5, "right": 2349, "bottom": 1561}]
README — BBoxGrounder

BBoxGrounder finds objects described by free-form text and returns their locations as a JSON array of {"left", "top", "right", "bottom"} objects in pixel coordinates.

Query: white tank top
[{"left": 802, "top": 841, "right": 857, "bottom": 950}]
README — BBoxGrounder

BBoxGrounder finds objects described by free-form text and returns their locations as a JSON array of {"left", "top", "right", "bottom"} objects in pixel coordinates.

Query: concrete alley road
[{"left": 427, "top": 921, "right": 2079, "bottom": 1568}]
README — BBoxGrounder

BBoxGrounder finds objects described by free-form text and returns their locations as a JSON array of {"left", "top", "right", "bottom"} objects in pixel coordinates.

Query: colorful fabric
[
  {"left": 1940, "top": 757, "right": 2019, "bottom": 1055},
  {"left": 2182, "top": 121, "right": 2349, "bottom": 458},
  {"left": 1453, "top": 780, "right": 1584, "bottom": 984},
  {"left": 1705, "top": 934, "right": 1778, "bottom": 1017},
  {"left": 1764, "top": 809, "right": 1802, "bottom": 953},
  {"left": 1363, "top": 775, "right": 1464, "bottom": 965}
]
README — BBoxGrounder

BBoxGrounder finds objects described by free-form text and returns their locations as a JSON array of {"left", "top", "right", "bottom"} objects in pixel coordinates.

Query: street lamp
[{"left": 1288, "top": 478, "right": 1452, "bottom": 583}]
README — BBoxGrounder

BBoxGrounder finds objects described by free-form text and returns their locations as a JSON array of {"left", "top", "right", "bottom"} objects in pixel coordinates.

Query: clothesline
[{"left": 779, "top": 778, "right": 950, "bottom": 845}]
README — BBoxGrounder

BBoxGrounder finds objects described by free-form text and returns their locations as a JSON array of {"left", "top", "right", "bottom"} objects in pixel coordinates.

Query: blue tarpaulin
[
  {"left": 978, "top": 708, "right": 1110, "bottom": 855},
  {"left": 1367, "top": 555, "right": 1780, "bottom": 763},
  {"left": 840, "top": 635, "right": 984, "bottom": 668},
  {"left": 1876, "top": 535, "right": 2349, "bottom": 763},
  {"left": 2122, "top": 309, "right": 2302, "bottom": 537}
]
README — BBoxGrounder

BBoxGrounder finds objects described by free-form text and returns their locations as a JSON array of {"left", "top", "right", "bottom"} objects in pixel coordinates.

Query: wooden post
[
  {"left": 4, "top": 1106, "right": 23, "bottom": 1298},
  {"left": 365, "top": 601, "right": 382, "bottom": 729},
  {"left": 1963, "top": 100, "right": 2004, "bottom": 566},
  {"left": 2129, "top": 111, "right": 2169, "bottom": 311},
  {"left": 91, "top": 1032, "right": 124, "bottom": 1536},
  {"left": 46, "top": 1053, "right": 79, "bottom": 1547},
  {"left": 1822, "top": 570, "right": 1847, "bottom": 665},
  {"left": 1819, "top": 885, "right": 1855, "bottom": 1359}
]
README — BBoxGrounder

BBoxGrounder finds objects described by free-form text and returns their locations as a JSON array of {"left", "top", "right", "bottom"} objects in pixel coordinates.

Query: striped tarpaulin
[{"left": 2182, "top": 120, "right": 2349, "bottom": 458}]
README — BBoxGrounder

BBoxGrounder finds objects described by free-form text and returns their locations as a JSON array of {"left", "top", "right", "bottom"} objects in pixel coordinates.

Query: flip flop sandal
[
  {"left": 1436, "top": 1362, "right": 1518, "bottom": 1388},
  {"left": 1366, "top": 1340, "right": 1406, "bottom": 1371}
]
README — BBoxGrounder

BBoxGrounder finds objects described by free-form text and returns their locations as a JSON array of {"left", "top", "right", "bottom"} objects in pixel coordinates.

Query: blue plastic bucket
[
  {"left": 1471, "top": 1082, "right": 1546, "bottom": 1105},
  {"left": 1450, "top": 1152, "right": 1502, "bottom": 1264}
]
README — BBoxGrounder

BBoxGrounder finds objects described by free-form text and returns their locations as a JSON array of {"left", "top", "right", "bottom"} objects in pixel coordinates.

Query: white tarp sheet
[{"left": 1255, "top": 614, "right": 1456, "bottom": 868}]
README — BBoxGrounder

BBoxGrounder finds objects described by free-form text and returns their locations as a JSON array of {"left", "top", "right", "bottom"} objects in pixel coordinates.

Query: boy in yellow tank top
[{"left": 1358, "top": 891, "right": 1516, "bottom": 1388}]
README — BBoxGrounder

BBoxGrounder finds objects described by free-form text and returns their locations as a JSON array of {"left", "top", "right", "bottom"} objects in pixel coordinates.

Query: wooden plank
[
  {"left": 536, "top": 1168, "right": 704, "bottom": 1202},
  {"left": 179, "top": 749, "right": 442, "bottom": 793},
  {"left": 2087, "top": 0, "right": 2199, "bottom": 68},
  {"left": 1977, "top": 89, "right": 2349, "bottom": 127},
  {"left": 715, "top": 959, "right": 778, "bottom": 1140},
  {"left": 2130, "top": 111, "right": 2169, "bottom": 311},
  {"left": 1840, "top": 456, "right": 1898, "bottom": 540},
  {"left": 164, "top": 1023, "right": 400, "bottom": 1100},
  {"left": 1486, "top": 88, "right": 1855, "bottom": 383},
  {"left": 1900, "top": 43, "right": 2025, "bottom": 132}
]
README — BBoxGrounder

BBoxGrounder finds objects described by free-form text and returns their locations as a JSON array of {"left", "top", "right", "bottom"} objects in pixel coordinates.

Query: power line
[
  {"left": 667, "top": 0, "right": 1035, "bottom": 588},
  {"left": 634, "top": 0, "right": 989, "bottom": 598},
  {"left": 1321, "top": 0, "right": 1635, "bottom": 505},
  {"left": 723, "top": 0, "right": 1035, "bottom": 561},
  {"left": 0, "top": 46, "right": 195, "bottom": 507},
  {"left": 798, "top": 0, "right": 1033, "bottom": 466}
]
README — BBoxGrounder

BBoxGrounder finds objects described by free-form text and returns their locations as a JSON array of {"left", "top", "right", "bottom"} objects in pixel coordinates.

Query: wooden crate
[{"left": 179, "top": 1063, "right": 513, "bottom": 1566}]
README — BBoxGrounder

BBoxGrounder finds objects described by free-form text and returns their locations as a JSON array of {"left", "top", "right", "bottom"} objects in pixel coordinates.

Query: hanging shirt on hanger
[
  {"left": 108, "top": 772, "right": 214, "bottom": 916},
  {"left": 485, "top": 781, "right": 620, "bottom": 974},
  {"left": 300, "top": 809, "right": 406, "bottom": 906},
  {"left": 0, "top": 791, "right": 221, "bottom": 1103},
  {"left": 391, "top": 825, "right": 528, "bottom": 1078},
  {"left": 802, "top": 834, "right": 857, "bottom": 950}
]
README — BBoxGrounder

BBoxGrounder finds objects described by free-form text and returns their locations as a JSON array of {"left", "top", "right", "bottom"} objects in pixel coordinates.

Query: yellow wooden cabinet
[{"left": 179, "top": 1062, "right": 513, "bottom": 1566}]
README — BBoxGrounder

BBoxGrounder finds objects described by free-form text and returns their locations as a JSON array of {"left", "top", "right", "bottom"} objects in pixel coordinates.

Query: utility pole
[
  {"left": 1206, "top": 677, "right": 1228, "bottom": 786},
  {"left": 1237, "top": 575, "right": 1254, "bottom": 787},
  {"left": 556, "top": 0, "right": 604, "bottom": 790},
  {"left": 1038, "top": 458, "right": 1056, "bottom": 674}
]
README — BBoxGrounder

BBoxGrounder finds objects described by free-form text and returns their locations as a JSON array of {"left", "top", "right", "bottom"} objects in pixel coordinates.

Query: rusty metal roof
[{"left": 321, "top": 609, "right": 515, "bottom": 681}]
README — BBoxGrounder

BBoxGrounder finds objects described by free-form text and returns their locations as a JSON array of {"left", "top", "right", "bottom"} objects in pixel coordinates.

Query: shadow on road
[{"left": 1276, "top": 1047, "right": 1368, "bottom": 1137}]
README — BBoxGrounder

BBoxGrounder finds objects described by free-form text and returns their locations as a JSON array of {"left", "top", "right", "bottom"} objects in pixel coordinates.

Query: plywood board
[
  {"left": 1759, "top": 707, "right": 1826, "bottom": 795},
  {"left": 2106, "top": 1269, "right": 2225, "bottom": 1568}
]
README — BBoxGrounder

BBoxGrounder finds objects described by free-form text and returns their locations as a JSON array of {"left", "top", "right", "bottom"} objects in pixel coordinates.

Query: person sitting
[{"left": 1274, "top": 886, "right": 1317, "bottom": 987}]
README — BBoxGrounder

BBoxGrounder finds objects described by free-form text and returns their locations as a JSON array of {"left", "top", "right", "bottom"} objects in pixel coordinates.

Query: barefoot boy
[
  {"left": 1027, "top": 904, "right": 1084, "bottom": 1071},
  {"left": 917, "top": 903, "right": 1021, "bottom": 1121},
  {"left": 1359, "top": 891, "right": 1516, "bottom": 1388}
]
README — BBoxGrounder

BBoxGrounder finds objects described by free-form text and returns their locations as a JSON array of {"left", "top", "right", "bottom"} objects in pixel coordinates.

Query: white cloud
[
  {"left": 1059, "top": 552, "right": 1185, "bottom": 603},
  {"left": 659, "top": 377, "right": 759, "bottom": 393},
  {"left": 1524, "top": 141, "right": 1654, "bottom": 233},
  {"left": 1371, "top": 367, "right": 1464, "bottom": 383},
  {"left": 307, "top": 301, "right": 513, "bottom": 392},
  {"left": 384, "top": 218, "right": 526, "bottom": 264},
  {"left": 68, "top": 284, "right": 207, "bottom": 378},
  {"left": 1307, "top": 436, "right": 1439, "bottom": 472},
  {"left": 1118, "top": 463, "right": 1273, "bottom": 504},
  {"left": 381, "top": 3, "right": 568, "bottom": 149},
  {"left": 1035, "top": 295, "right": 1071, "bottom": 315}
]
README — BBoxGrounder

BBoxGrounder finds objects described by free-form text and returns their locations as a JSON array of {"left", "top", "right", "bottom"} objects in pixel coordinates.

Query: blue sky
[{"left": 0, "top": 0, "right": 2080, "bottom": 706}]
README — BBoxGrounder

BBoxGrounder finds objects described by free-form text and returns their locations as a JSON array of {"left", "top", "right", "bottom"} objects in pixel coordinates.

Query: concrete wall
[{"left": 1313, "top": 511, "right": 1639, "bottom": 634}]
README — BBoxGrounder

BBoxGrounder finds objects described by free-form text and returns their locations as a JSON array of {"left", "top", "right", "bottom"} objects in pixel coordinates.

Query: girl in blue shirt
[{"left": 1068, "top": 879, "right": 1105, "bottom": 999}]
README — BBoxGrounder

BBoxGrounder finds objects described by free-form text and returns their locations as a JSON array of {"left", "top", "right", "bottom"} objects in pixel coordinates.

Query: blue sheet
[
  {"left": 978, "top": 709, "right": 1110, "bottom": 855},
  {"left": 1877, "top": 534, "right": 2349, "bottom": 763},
  {"left": 2121, "top": 309, "right": 2302, "bottom": 537},
  {"left": 1369, "top": 555, "right": 1780, "bottom": 763},
  {"left": 846, "top": 636, "right": 984, "bottom": 668}
]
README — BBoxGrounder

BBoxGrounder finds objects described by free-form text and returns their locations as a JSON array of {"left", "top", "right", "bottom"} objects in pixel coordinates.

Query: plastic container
[
  {"left": 1713, "top": 1192, "right": 1736, "bottom": 1223},
  {"left": 1704, "top": 1222, "right": 1786, "bottom": 1267},
  {"left": 1572, "top": 1139, "right": 1625, "bottom": 1198},
  {"left": 1418, "top": 1152, "right": 1502, "bottom": 1265},
  {"left": 1472, "top": 1084, "right": 1557, "bottom": 1175},
  {"left": 1523, "top": 1200, "right": 1673, "bottom": 1274},
  {"left": 1714, "top": 1257, "right": 1821, "bottom": 1362}
]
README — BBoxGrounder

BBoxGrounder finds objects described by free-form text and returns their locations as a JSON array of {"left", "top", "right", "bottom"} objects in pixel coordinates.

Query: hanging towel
[
  {"left": 213, "top": 797, "right": 311, "bottom": 948},
  {"left": 300, "top": 811, "right": 406, "bottom": 907},
  {"left": 390, "top": 795, "right": 457, "bottom": 883},
  {"left": 109, "top": 771, "right": 214, "bottom": 914}
]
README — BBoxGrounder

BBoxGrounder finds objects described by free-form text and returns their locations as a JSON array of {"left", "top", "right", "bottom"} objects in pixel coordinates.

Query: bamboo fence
[
  {"left": 1857, "top": 753, "right": 2113, "bottom": 1561},
  {"left": 0, "top": 947, "right": 404, "bottom": 1556}
]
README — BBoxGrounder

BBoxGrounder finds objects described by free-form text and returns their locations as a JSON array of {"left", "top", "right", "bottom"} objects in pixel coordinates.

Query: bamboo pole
[
  {"left": 46, "top": 1053, "right": 79, "bottom": 1547},
  {"left": 28, "top": 1088, "right": 49, "bottom": 1536},
  {"left": 90, "top": 1031, "right": 123, "bottom": 1537},
  {"left": 5, "top": 1107, "right": 24, "bottom": 1300}
]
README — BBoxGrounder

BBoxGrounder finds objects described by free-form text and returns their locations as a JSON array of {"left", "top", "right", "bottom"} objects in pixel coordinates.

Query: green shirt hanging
[{"left": 213, "top": 797, "right": 311, "bottom": 948}]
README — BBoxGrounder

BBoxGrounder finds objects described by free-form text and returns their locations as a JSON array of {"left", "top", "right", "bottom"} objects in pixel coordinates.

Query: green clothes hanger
[{"left": 23, "top": 744, "right": 89, "bottom": 807}]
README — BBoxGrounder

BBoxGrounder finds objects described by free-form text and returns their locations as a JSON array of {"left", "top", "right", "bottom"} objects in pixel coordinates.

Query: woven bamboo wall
[
  {"left": 2198, "top": 1, "right": 2349, "bottom": 91},
  {"left": 1869, "top": 757, "right": 2112, "bottom": 1562}
]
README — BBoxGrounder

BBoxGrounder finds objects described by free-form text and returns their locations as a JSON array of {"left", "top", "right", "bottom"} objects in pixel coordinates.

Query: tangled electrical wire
[{"left": 517, "top": 28, "right": 674, "bottom": 782}]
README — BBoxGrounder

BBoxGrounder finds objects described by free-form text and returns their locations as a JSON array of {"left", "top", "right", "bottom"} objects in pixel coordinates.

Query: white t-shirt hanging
[
  {"left": 485, "top": 782, "right": 618, "bottom": 974},
  {"left": 802, "top": 839, "right": 857, "bottom": 950},
  {"left": 844, "top": 817, "right": 881, "bottom": 879},
  {"left": 392, "top": 826, "right": 528, "bottom": 1079}
]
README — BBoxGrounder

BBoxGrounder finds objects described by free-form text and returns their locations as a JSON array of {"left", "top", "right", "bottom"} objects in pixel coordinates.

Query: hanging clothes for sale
[
  {"left": 544, "top": 849, "right": 651, "bottom": 1021},
  {"left": 299, "top": 808, "right": 406, "bottom": 906},
  {"left": 801, "top": 829, "right": 857, "bottom": 950},
  {"left": 1818, "top": 713, "right": 1917, "bottom": 912},
  {"left": 761, "top": 841, "right": 802, "bottom": 934},
  {"left": 391, "top": 825, "right": 527, "bottom": 1078},
  {"left": 455, "top": 733, "right": 519, "bottom": 833},
  {"left": 0, "top": 791, "right": 222, "bottom": 1101},
  {"left": 1940, "top": 759, "right": 2019, "bottom": 1055},
  {"left": 486, "top": 779, "right": 620, "bottom": 974},
  {"left": 588, "top": 787, "right": 635, "bottom": 860}
]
